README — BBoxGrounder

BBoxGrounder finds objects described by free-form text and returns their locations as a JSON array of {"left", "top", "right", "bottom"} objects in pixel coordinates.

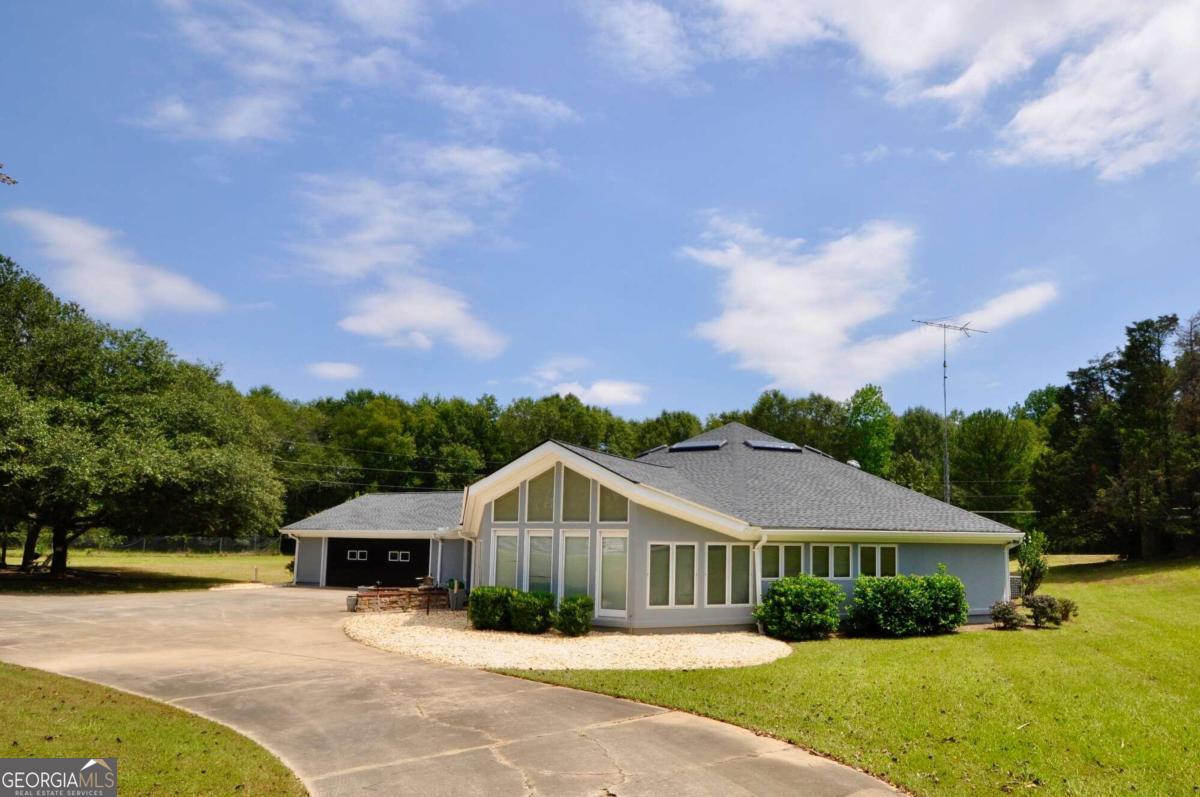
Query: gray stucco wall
[
  {"left": 293, "top": 536, "right": 323, "bottom": 585},
  {"left": 472, "top": 463, "right": 1012, "bottom": 629}
]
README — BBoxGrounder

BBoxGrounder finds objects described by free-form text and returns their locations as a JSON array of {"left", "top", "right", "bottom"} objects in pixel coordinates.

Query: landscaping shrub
[
  {"left": 990, "top": 599, "right": 1024, "bottom": 630},
  {"left": 554, "top": 595, "right": 594, "bottom": 637},
  {"left": 848, "top": 566, "right": 969, "bottom": 637},
  {"left": 1058, "top": 597, "right": 1079, "bottom": 623},
  {"left": 1017, "top": 530, "right": 1049, "bottom": 596},
  {"left": 467, "top": 586, "right": 514, "bottom": 630},
  {"left": 753, "top": 575, "right": 844, "bottom": 640},
  {"left": 925, "top": 564, "right": 970, "bottom": 633},
  {"left": 508, "top": 590, "right": 556, "bottom": 634},
  {"left": 1024, "top": 594, "right": 1062, "bottom": 628}
]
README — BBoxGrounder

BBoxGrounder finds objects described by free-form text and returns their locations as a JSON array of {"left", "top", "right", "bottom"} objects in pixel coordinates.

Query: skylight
[
  {"left": 745, "top": 440, "right": 801, "bottom": 451},
  {"left": 668, "top": 439, "right": 726, "bottom": 452}
]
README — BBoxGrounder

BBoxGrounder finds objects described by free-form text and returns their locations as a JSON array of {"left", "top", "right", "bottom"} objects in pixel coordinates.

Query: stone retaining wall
[{"left": 354, "top": 588, "right": 451, "bottom": 612}]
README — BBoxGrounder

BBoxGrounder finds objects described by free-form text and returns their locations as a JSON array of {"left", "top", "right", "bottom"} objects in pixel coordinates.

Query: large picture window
[
  {"left": 561, "top": 468, "right": 591, "bottom": 522},
  {"left": 648, "top": 542, "right": 697, "bottom": 608},
  {"left": 526, "top": 468, "right": 555, "bottom": 522},
  {"left": 493, "top": 487, "right": 519, "bottom": 523},
  {"left": 560, "top": 532, "right": 589, "bottom": 599},
  {"left": 705, "top": 544, "right": 752, "bottom": 606},
  {"left": 526, "top": 533, "right": 553, "bottom": 593},
  {"left": 811, "top": 544, "right": 851, "bottom": 579},
  {"left": 493, "top": 532, "right": 518, "bottom": 588},
  {"left": 598, "top": 485, "right": 628, "bottom": 523},
  {"left": 859, "top": 545, "right": 898, "bottom": 577}
]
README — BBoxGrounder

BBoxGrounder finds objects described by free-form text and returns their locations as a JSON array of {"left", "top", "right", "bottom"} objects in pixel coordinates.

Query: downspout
[{"left": 752, "top": 529, "right": 768, "bottom": 607}]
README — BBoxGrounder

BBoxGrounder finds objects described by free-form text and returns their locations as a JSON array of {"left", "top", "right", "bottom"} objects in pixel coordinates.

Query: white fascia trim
[
  {"left": 460, "top": 441, "right": 754, "bottom": 540},
  {"left": 763, "top": 528, "right": 1024, "bottom": 544},
  {"left": 286, "top": 529, "right": 461, "bottom": 540}
]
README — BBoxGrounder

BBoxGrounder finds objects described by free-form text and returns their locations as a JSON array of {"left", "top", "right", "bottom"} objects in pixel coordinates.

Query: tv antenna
[{"left": 912, "top": 318, "right": 989, "bottom": 503}]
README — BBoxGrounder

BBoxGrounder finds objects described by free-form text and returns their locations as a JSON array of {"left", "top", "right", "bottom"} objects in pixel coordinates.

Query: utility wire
[
  {"left": 280, "top": 475, "right": 461, "bottom": 491},
  {"left": 280, "top": 439, "right": 514, "bottom": 466},
  {"left": 273, "top": 457, "right": 483, "bottom": 477}
]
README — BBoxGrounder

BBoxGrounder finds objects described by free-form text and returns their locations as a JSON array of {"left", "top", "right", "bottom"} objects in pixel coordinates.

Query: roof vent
[
  {"left": 668, "top": 439, "right": 726, "bottom": 452},
  {"left": 745, "top": 440, "right": 801, "bottom": 451},
  {"left": 802, "top": 445, "right": 834, "bottom": 458},
  {"left": 636, "top": 444, "right": 668, "bottom": 457},
  {"left": 847, "top": 459, "right": 861, "bottom": 468}
]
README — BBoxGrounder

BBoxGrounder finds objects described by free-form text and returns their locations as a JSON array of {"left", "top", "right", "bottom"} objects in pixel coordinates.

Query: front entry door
[{"left": 597, "top": 530, "right": 628, "bottom": 618}]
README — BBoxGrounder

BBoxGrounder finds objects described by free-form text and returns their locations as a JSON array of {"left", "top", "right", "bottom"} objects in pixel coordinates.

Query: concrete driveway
[{"left": 0, "top": 587, "right": 897, "bottom": 797}]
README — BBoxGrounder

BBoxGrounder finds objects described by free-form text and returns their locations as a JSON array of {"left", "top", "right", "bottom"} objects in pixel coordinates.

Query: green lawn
[
  {"left": 0, "top": 661, "right": 306, "bottom": 796},
  {"left": 513, "top": 557, "right": 1200, "bottom": 796},
  {"left": 0, "top": 550, "right": 293, "bottom": 593}
]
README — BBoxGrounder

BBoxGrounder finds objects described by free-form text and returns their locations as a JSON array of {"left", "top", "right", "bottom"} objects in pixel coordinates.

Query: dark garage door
[{"left": 325, "top": 538, "right": 431, "bottom": 588}]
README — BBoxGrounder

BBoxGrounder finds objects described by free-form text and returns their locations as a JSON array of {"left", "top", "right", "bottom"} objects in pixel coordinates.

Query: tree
[
  {"left": 892, "top": 407, "right": 944, "bottom": 497},
  {"left": 1016, "top": 529, "right": 1049, "bottom": 595},
  {"left": 0, "top": 255, "right": 283, "bottom": 573},
  {"left": 632, "top": 410, "right": 702, "bottom": 453},
  {"left": 843, "top": 385, "right": 896, "bottom": 475},
  {"left": 951, "top": 409, "right": 1042, "bottom": 528}
]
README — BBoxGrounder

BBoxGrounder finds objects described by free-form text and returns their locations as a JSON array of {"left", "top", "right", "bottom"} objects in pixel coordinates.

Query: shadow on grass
[
  {"left": 0, "top": 565, "right": 233, "bottom": 594},
  {"left": 1046, "top": 556, "right": 1199, "bottom": 585}
]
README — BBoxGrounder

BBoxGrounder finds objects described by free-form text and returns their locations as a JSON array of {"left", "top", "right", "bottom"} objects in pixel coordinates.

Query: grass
[
  {"left": 0, "top": 661, "right": 306, "bottom": 796},
  {"left": 0, "top": 550, "right": 293, "bottom": 594},
  {"left": 511, "top": 557, "right": 1200, "bottom": 796}
]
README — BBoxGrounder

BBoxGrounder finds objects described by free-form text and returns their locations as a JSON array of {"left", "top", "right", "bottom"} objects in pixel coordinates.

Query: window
[
  {"left": 526, "top": 533, "right": 553, "bottom": 593},
  {"left": 560, "top": 532, "right": 589, "bottom": 599},
  {"left": 387, "top": 550, "right": 411, "bottom": 563},
  {"left": 346, "top": 550, "right": 368, "bottom": 561},
  {"left": 493, "top": 487, "right": 519, "bottom": 523},
  {"left": 648, "top": 543, "right": 697, "bottom": 608},
  {"left": 811, "top": 544, "right": 851, "bottom": 579},
  {"left": 598, "top": 531, "right": 628, "bottom": 616},
  {"left": 561, "top": 468, "right": 591, "bottom": 522},
  {"left": 760, "top": 544, "right": 803, "bottom": 579},
  {"left": 859, "top": 545, "right": 898, "bottom": 577},
  {"left": 705, "top": 544, "right": 752, "bottom": 605},
  {"left": 527, "top": 468, "right": 555, "bottom": 522},
  {"left": 493, "top": 532, "right": 518, "bottom": 588},
  {"left": 598, "top": 485, "right": 628, "bottom": 522}
]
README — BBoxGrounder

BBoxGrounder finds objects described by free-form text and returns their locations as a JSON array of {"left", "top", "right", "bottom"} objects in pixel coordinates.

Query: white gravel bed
[{"left": 344, "top": 611, "right": 792, "bottom": 670}]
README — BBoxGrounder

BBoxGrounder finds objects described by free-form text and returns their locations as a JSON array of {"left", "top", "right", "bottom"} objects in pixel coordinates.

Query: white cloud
[
  {"left": 583, "top": 0, "right": 694, "bottom": 84},
  {"left": 583, "top": 1, "right": 1198, "bottom": 177},
  {"left": 842, "top": 144, "right": 956, "bottom": 166},
  {"left": 554, "top": 379, "right": 648, "bottom": 406},
  {"left": 338, "top": 275, "right": 506, "bottom": 358},
  {"left": 687, "top": 215, "right": 1057, "bottom": 398},
  {"left": 307, "top": 361, "right": 363, "bottom": 380},
  {"left": 531, "top": 356, "right": 590, "bottom": 384},
  {"left": 5, "top": 208, "right": 226, "bottom": 322},
  {"left": 148, "top": 1, "right": 570, "bottom": 142},
  {"left": 295, "top": 143, "right": 548, "bottom": 279}
]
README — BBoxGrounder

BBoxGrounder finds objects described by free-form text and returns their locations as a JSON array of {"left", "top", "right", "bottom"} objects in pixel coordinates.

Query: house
[{"left": 284, "top": 422, "right": 1023, "bottom": 628}]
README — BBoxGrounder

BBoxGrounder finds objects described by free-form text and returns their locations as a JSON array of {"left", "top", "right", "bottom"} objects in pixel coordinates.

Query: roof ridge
[{"left": 553, "top": 440, "right": 676, "bottom": 469}]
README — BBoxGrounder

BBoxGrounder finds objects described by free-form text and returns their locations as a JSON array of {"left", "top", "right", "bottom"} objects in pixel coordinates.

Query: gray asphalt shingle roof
[
  {"left": 282, "top": 491, "right": 462, "bottom": 532},
  {"left": 624, "top": 422, "right": 1015, "bottom": 534}
]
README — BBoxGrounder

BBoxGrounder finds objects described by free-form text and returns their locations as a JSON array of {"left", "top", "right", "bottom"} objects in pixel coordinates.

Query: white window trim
[
  {"left": 704, "top": 543, "right": 753, "bottom": 607},
  {"left": 596, "top": 529, "right": 629, "bottom": 618},
  {"left": 810, "top": 543, "right": 853, "bottom": 580},
  {"left": 492, "top": 530, "right": 519, "bottom": 587},
  {"left": 523, "top": 530, "right": 555, "bottom": 592},
  {"left": 646, "top": 541, "right": 698, "bottom": 609},
  {"left": 759, "top": 543, "right": 805, "bottom": 582},
  {"left": 525, "top": 467, "right": 557, "bottom": 525},
  {"left": 347, "top": 549, "right": 368, "bottom": 561},
  {"left": 559, "top": 467, "right": 592, "bottom": 524},
  {"left": 558, "top": 530, "right": 590, "bottom": 602},
  {"left": 596, "top": 484, "right": 630, "bottom": 525},
  {"left": 858, "top": 544, "right": 899, "bottom": 578},
  {"left": 491, "top": 487, "right": 520, "bottom": 525}
]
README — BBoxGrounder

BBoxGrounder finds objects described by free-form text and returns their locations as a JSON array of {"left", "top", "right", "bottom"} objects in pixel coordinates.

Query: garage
[
  {"left": 284, "top": 492, "right": 470, "bottom": 589},
  {"left": 324, "top": 537, "right": 430, "bottom": 588}
]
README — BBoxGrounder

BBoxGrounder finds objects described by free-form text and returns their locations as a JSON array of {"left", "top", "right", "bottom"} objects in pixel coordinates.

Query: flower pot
[{"left": 346, "top": 595, "right": 359, "bottom": 612}]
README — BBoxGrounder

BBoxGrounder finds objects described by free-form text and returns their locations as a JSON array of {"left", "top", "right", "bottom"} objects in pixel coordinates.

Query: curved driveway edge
[{"left": 0, "top": 588, "right": 898, "bottom": 797}]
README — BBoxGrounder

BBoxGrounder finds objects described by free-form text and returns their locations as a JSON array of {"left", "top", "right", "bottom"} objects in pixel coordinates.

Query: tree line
[{"left": 1, "top": 253, "right": 1196, "bottom": 572}]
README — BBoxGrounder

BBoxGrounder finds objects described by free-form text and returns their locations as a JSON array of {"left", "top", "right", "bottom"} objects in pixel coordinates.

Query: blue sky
[{"left": 3, "top": 1, "right": 1199, "bottom": 419}]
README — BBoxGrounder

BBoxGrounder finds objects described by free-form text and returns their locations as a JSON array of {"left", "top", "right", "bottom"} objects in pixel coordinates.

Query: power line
[
  {"left": 272, "top": 457, "right": 483, "bottom": 477},
  {"left": 280, "top": 439, "right": 514, "bottom": 466},
  {"left": 912, "top": 318, "right": 989, "bottom": 504},
  {"left": 279, "top": 475, "right": 461, "bottom": 491}
]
